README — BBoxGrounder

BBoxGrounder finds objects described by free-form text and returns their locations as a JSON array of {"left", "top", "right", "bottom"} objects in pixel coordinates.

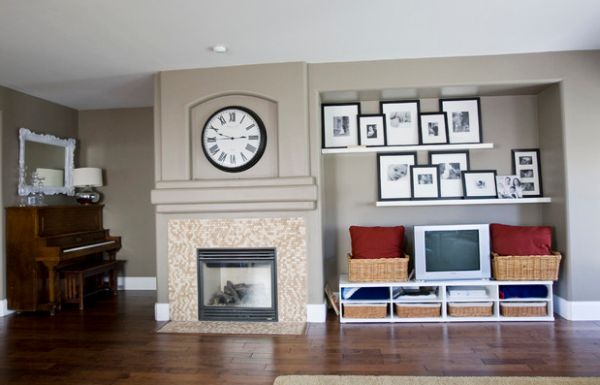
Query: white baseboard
[
  {"left": 306, "top": 302, "right": 327, "bottom": 323},
  {"left": 554, "top": 295, "right": 600, "bottom": 320},
  {"left": 117, "top": 276, "right": 157, "bottom": 291},
  {"left": 0, "top": 299, "right": 14, "bottom": 317},
  {"left": 155, "top": 303, "right": 170, "bottom": 321}
]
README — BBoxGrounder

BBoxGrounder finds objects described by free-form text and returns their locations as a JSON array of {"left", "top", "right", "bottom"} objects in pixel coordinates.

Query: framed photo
[
  {"left": 377, "top": 152, "right": 417, "bottom": 200},
  {"left": 496, "top": 175, "right": 524, "bottom": 199},
  {"left": 321, "top": 103, "right": 361, "bottom": 149},
  {"left": 512, "top": 148, "right": 543, "bottom": 197},
  {"left": 439, "top": 98, "right": 482, "bottom": 144},
  {"left": 429, "top": 151, "right": 470, "bottom": 198},
  {"left": 380, "top": 100, "right": 420, "bottom": 146},
  {"left": 462, "top": 170, "right": 498, "bottom": 199},
  {"left": 419, "top": 113, "right": 449, "bottom": 145},
  {"left": 410, "top": 165, "right": 440, "bottom": 200},
  {"left": 358, "top": 114, "right": 386, "bottom": 147}
]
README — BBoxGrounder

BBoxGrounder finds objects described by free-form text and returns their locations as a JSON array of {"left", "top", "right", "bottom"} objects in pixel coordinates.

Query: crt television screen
[{"left": 424, "top": 230, "right": 480, "bottom": 272}]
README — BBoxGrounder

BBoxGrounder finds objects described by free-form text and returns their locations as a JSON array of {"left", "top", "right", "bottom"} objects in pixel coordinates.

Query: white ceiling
[{"left": 1, "top": 0, "right": 600, "bottom": 110}]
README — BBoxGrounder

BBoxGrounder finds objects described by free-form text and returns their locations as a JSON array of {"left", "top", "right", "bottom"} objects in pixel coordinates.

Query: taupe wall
[
  {"left": 322, "top": 95, "right": 546, "bottom": 287},
  {"left": 78, "top": 108, "right": 156, "bottom": 277},
  {"left": 309, "top": 50, "right": 600, "bottom": 302},
  {"left": 0, "top": 85, "right": 78, "bottom": 300},
  {"left": 1, "top": 85, "right": 78, "bottom": 207},
  {"left": 538, "top": 84, "right": 569, "bottom": 297}
]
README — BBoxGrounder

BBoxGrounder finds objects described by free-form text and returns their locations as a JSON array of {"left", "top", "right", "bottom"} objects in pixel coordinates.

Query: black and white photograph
[
  {"left": 321, "top": 103, "right": 360, "bottom": 149},
  {"left": 462, "top": 170, "right": 498, "bottom": 199},
  {"left": 519, "top": 156, "right": 533, "bottom": 165},
  {"left": 333, "top": 116, "right": 350, "bottom": 136},
  {"left": 358, "top": 114, "right": 386, "bottom": 147},
  {"left": 429, "top": 151, "right": 470, "bottom": 198},
  {"left": 377, "top": 152, "right": 417, "bottom": 200},
  {"left": 520, "top": 169, "right": 534, "bottom": 178},
  {"left": 380, "top": 100, "right": 421, "bottom": 145},
  {"left": 419, "top": 112, "right": 449, "bottom": 145},
  {"left": 439, "top": 98, "right": 482, "bottom": 144},
  {"left": 496, "top": 175, "right": 524, "bottom": 199},
  {"left": 410, "top": 165, "right": 440, "bottom": 199},
  {"left": 512, "top": 148, "right": 543, "bottom": 197}
]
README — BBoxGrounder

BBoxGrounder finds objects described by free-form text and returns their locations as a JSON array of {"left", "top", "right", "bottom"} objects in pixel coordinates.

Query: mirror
[{"left": 18, "top": 128, "right": 76, "bottom": 196}]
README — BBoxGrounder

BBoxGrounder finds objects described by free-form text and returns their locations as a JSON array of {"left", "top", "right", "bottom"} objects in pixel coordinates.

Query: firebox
[{"left": 197, "top": 248, "right": 277, "bottom": 322}]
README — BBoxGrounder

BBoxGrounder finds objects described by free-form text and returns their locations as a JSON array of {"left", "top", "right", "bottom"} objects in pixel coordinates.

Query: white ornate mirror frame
[{"left": 18, "top": 128, "right": 76, "bottom": 196}]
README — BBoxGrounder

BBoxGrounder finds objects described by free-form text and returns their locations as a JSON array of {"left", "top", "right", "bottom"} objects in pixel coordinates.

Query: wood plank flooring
[{"left": 1, "top": 291, "right": 599, "bottom": 384}]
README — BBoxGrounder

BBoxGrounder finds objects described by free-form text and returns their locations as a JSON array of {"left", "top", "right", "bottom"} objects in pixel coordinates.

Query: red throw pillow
[
  {"left": 490, "top": 223, "right": 552, "bottom": 256},
  {"left": 349, "top": 226, "right": 404, "bottom": 259}
]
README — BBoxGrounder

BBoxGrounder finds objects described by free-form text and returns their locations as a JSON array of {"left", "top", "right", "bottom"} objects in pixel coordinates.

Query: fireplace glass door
[{"left": 197, "top": 248, "right": 277, "bottom": 321}]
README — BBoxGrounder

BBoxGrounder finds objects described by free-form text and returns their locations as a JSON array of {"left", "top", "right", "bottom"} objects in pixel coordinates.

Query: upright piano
[{"left": 6, "top": 205, "right": 122, "bottom": 313}]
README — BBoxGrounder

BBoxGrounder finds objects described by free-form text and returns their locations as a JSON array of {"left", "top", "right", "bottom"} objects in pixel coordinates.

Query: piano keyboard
[{"left": 63, "top": 240, "right": 116, "bottom": 253}]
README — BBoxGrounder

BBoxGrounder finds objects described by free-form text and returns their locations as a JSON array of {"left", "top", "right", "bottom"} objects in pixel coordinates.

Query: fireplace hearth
[{"left": 197, "top": 248, "right": 277, "bottom": 322}]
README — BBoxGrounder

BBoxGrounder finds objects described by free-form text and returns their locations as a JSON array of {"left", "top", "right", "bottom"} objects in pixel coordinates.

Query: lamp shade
[
  {"left": 35, "top": 168, "right": 64, "bottom": 187},
  {"left": 73, "top": 167, "right": 103, "bottom": 187}
]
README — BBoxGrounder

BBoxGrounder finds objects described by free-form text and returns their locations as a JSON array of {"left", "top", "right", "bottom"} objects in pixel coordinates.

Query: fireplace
[{"left": 197, "top": 248, "right": 277, "bottom": 322}]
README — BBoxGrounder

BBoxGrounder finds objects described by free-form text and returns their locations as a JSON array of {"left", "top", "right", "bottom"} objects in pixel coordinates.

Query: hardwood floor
[{"left": 1, "top": 291, "right": 599, "bottom": 385}]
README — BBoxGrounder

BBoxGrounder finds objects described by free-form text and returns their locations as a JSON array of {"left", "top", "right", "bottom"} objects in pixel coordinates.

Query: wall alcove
[{"left": 318, "top": 82, "right": 566, "bottom": 288}]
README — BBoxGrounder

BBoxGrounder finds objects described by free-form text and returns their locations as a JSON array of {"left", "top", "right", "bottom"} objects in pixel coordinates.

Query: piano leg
[{"left": 41, "top": 261, "right": 60, "bottom": 315}]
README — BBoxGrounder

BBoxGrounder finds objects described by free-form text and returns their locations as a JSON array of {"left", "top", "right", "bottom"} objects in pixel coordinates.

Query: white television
[{"left": 414, "top": 224, "right": 491, "bottom": 281}]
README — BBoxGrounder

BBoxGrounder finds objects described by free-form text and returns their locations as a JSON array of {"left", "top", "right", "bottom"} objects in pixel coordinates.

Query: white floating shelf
[
  {"left": 322, "top": 142, "right": 494, "bottom": 154},
  {"left": 376, "top": 197, "right": 552, "bottom": 207}
]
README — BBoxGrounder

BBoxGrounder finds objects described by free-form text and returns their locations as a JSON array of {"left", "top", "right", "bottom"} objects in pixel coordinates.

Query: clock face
[{"left": 201, "top": 106, "right": 267, "bottom": 172}]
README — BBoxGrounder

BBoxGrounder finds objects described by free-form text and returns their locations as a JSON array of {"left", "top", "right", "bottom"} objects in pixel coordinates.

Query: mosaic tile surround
[{"left": 167, "top": 217, "right": 307, "bottom": 322}]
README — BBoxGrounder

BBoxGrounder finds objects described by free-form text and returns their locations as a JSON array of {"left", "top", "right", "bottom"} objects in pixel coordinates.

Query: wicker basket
[
  {"left": 448, "top": 302, "right": 494, "bottom": 317},
  {"left": 500, "top": 302, "right": 547, "bottom": 317},
  {"left": 492, "top": 252, "right": 561, "bottom": 281},
  {"left": 343, "top": 303, "right": 388, "bottom": 319},
  {"left": 395, "top": 303, "right": 441, "bottom": 318},
  {"left": 347, "top": 253, "right": 409, "bottom": 282}
]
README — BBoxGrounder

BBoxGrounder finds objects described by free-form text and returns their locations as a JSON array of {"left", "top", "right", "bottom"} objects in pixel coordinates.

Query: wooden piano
[{"left": 6, "top": 205, "right": 122, "bottom": 314}]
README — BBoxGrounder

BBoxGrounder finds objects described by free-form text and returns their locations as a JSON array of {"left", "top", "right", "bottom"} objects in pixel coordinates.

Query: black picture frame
[
  {"left": 410, "top": 165, "right": 440, "bottom": 200},
  {"left": 439, "top": 97, "right": 483, "bottom": 144},
  {"left": 428, "top": 150, "right": 470, "bottom": 199},
  {"left": 358, "top": 114, "right": 386, "bottom": 147},
  {"left": 380, "top": 100, "right": 421, "bottom": 146},
  {"left": 377, "top": 152, "right": 418, "bottom": 201},
  {"left": 511, "top": 148, "right": 543, "bottom": 197},
  {"left": 461, "top": 170, "right": 498, "bottom": 199},
  {"left": 321, "top": 103, "right": 361, "bottom": 149},
  {"left": 419, "top": 112, "right": 449, "bottom": 145}
]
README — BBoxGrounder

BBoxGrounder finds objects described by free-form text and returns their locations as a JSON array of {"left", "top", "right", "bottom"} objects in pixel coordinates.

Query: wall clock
[{"left": 201, "top": 106, "right": 267, "bottom": 173}]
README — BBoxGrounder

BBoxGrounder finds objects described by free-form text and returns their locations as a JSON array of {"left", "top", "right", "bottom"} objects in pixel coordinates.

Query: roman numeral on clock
[
  {"left": 218, "top": 115, "right": 226, "bottom": 125},
  {"left": 206, "top": 137, "right": 216, "bottom": 143},
  {"left": 239, "top": 115, "right": 246, "bottom": 124},
  {"left": 218, "top": 152, "right": 227, "bottom": 162},
  {"left": 240, "top": 152, "right": 248, "bottom": 162},
  {"left": 229, "top": 112, "right": 236, "bottom": 122},
  {"left": 209, "top": 144, "right": 219, "bottom": 155},
  {"left": 229, "top": 154, "right": 236, "bottom": 165},
  {"left": 248, "top": 135, "right": 259, "bottom": 140},
  {"left": 245, "top": 123, "right": 255, "bottom": 131},
  {"left": 245, "top": 144, "right": 257, "bottom": 153}
]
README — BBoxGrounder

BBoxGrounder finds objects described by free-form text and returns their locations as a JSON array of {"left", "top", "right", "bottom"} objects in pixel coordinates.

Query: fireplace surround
[{"left": 167, "top": 217, "right": 307, "bottom": 323}]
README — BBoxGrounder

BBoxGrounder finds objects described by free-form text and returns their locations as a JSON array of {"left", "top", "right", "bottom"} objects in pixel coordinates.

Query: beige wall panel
[
  {"left": 157, "top": 62, "right": 309, "bottom": 181},
  {"left": 78, "top": 108, "right": 156, "bottom": 277},
  {"left": 190, "top": 94, "right": 278, "bottom": 179}
]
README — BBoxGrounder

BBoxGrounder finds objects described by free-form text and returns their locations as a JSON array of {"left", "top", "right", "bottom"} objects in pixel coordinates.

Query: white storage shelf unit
[{"left": 339, "top": 274, "right": 554, "bottom": 323}]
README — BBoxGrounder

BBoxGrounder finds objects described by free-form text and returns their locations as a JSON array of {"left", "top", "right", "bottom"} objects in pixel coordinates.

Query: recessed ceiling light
[{"left": 211, "top": 45, "right": 228, "bottom": 53}]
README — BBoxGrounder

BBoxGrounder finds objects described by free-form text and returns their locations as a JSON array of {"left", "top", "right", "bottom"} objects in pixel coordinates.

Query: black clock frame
[{"left": 201, "top": 105, "right": 267, "bottom": 173}]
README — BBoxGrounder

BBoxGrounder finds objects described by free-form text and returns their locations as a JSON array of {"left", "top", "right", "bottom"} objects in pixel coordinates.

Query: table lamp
[{"left": 73, "top": 167, "right": 103, "bottom": 204}]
